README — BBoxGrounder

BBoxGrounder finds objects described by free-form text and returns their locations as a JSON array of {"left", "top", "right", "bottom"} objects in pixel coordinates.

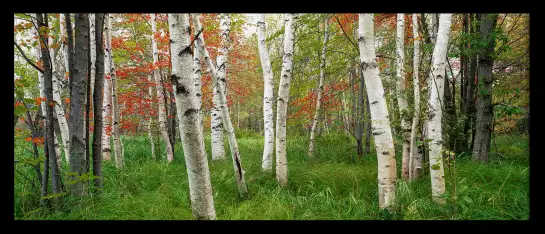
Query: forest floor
[{"left": 14, "top": 132, "right": 529, "bottom": 220}]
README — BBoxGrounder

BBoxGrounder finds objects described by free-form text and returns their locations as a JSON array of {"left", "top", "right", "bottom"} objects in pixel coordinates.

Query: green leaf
[
  {"left": 463, "top": 196, "right": 473, "bottom": 204},
  {"left": 431, "top": 164, "right": 440, "bottom": 170}
]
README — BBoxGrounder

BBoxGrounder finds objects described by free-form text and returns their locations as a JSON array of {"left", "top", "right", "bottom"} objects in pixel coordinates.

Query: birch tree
[
  {"left": 256, "top": 14, "right": 275, "bottom": 172},
  {"left": 147, "top": 74, "right": 156, "bottom": 160},
  {"left": 409, "top": 13, "right": 423, "bottom": 180},
  {"left": 426, "top": 13, "right": 452, "bottom": 204},
  {"left": 395, "top": 14, "right": 411, "bottom": 180},
  {"left": 102, "top": 14, "right": 113, "bottom": 161},
  {"left": 209, "top": 14, "right": 230, "bottom": 161},
  {"left": 276, "top": 14, "right": 297, "bottom": 187},
  {"left": 150, "top": 13, "right": 174, "bottom": 163},
  {"left": 193, "top": 14, "right": 249, "bottom": 197},
  {"left": 308, "top": 16, "right": 329, "bottom": 158},
  {"left": 358, "top": 13, "right": 397, "bottom": 209},
  {"left": 193, "top": 21, "right": 203, "bottom": 133},
  {"left": 69, "top": 13, "right": 90, "bottom": 196},
  {"left": 168, "top": 13, "right": 216, "bottom": 220}
]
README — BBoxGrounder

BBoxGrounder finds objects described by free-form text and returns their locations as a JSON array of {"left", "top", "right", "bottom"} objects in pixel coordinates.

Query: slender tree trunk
[
  {"left": 150, "top": 13, "right": 175, "bottom": 163},
  {"left": 472, "top": 14, "right": 499, "bottom": 164},
  {"left": 358, "top": 14, "right": 397, "bottom": 210},
  {"left": 68, "top": 13, "right": 90, "bottom": 196},
  {"left": 409, "top": 14, "right": 423, "bottom": 180},
  {"left": 362, "top": 69, "right": 372, "bottom": 155},
  {"left": 426, "top": 14, "right": 452, "bottom": 204},
  {"left": 66, "top": 14, "right": 75, "bottom": 100},
  {"left": 41, "top": 133, "right": 50, "bottom": 204},
  {"left": 168, "top": 13, "right": 216, "bottom": 220},
  {"left": 37, "top": 13, "right": 63, "bottom": 205},
  {"left": 106, "top": 14, "right": 124, "bottom": 169},
  {"left": 92, "top": 13, "right": 105, "bottom": 190},
  {"left": 396, "top": 14, "right": 411, "bottom": 180},
  {"left": 194, "top": 14, "right": 249, "bottom": 197},
  {"left": 147, "top": 74, "right": 156, "bottom": 160},
  {"left": 309, "top": 17, "right": 329, "bottom": 158},
  {"left": 193, "top": 21, "right": 204, "bottom": 142},
  {"left": 256, "top": 14, "right": 275, "bottom": 172},
  {"left": 275, "top": 14, "right": 297, "bottom": 187},
  {"left": 101, "top": 14, "right": 113, "bottom": 161},
  {"left": 356, "top": 66, "right": 364, "bottom": 158}
]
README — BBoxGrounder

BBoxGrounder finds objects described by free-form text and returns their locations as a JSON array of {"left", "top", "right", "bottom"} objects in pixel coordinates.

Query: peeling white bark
[
  {"left": 256, "top": 14, "right": 275, "bottom": 172},
  {"left": 275, "top": 14, "right": 297, "bottom": 187},
  {"left": 169, "top": 13, "right": 216, "bottom": 220},
  {"left": 193, "top": 14, "right": 249, "bottom": 197},
  {"left": 409, "top": 14, "right": 422, "bottom": 180},
  {"left": 147, "top": 74, "right": 156, "bottom": 160},
  {"left": 426, "top": 14, "right": 452, "bottom": 204},
  {"left": 396, "top": 14, "right": 411, "bottom": 180},
  {"left": 358, "top": 13, "right": 397, "bottom": 209},
  {"left": 102, "top": 14, "right": 113, "bottom": 161}
]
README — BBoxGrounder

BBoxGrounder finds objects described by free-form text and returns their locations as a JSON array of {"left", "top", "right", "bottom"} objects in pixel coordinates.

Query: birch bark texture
[
  {"left": 102, "top": 14, "right": 113, "bottom": 161},
  {"left": 396, "top": 14, "right": 411, "bottom": 180},
  {"left": 256, "top": 14, "right": 275, "bottom": 172},
  {"left": 409, "top": 13, "right": 423, "bottom": 180},
  {"left": 107, "top": 14, "right": 124, "bottom": 169},
  {"left": 358, "top": 13, "right": 397, "bottom": 209},
  {"left": 89, "top": 14, "right": 96, "bottom": 100},
  {"left": 276, "top": 14, "right": 297, "bottom": 187},
  {"left": 168, "top": 13, "right": 216, "bottom": 220},
  {"left": 147, "top": 74, "right": 156, "bottom": 160},
  {"left": 426, "top": 13, "right": 452, "bottom": 204},
  {"left": 150, "top": 13, "right": 174, "bottom": 163},
  {"left": 193, "top": 21, "right": 203, "bottom": 133},
  {"left": 193, "top": 14, "right": 249, "bottom": 197},
  {"left": 209, "top": 15, "right": 227, "bottom": 161},
  {"left": 308, "top": 16, "right": 329, "bottom": 158}
]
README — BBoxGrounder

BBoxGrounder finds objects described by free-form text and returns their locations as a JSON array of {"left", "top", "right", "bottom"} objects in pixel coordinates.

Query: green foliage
[{"left": 14, "top": 133, "right": 529, "bottom": 220}]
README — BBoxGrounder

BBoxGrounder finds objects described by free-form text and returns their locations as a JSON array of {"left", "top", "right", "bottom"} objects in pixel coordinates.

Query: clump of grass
[{"left": 14, "top": 133, "right": 529, "bottom": 220}]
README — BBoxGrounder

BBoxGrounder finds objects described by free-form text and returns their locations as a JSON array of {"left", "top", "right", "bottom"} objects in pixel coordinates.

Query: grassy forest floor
[{"left": 14, "top": 132, "right": 529, "bottom": 220}]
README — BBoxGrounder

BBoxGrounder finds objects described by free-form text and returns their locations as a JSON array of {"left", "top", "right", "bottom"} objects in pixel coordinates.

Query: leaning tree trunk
[
  {"left": 472, "top": 13, "right": 499, "bottom": 164},
  {"left": 210, "top": 14, "right": 230, "bottom": 161},
  {"left": 168, "top": 13, "right": 216, "bottom": 220},
  {"left": 409, "top": 13, "right": 423, "bottom": 180},
  {"left": 102, "top": 14, "right": 113, "bottom": 161},
  {"left": 106, "top": 14, "right": 124, "bottom": 169},
  {"left": 193, "top": 14, "right": 249, "bottom": 197},
  {"left": 69, "top": 13, "right": 90, "bottom": 196},
  {"left": 37, "top": 13, "right": 63, "bottom": 205},
  {"left": 150, "top": 13, "right": 174, "bottom": 163},
  {"left": 358, "top": 13, "right": 397, "bottom": 210},
  {"left": 426, "top": 13, "right": 452, "bottom": 204},
  {"left": 275, "top": 14, "right": 297, "bottom": 187},
  {"left": 396, "top": 14, "right": 411, "bottom": 180},
  {"left": 308, "top": 17, "right": 329, "bottom": 158},
  {"left": 256, "top": 14, "right": 275, "bottom": 172},
  {"left": 193, "top": 21, "right": 204, "bottom": 139},
  {"left": 92, "top": 13, "right": 105, "bottom": 190}
]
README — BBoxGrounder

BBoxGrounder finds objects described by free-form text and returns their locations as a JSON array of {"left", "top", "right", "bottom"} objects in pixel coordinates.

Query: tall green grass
[{"left": 14, "top": 133, "right": 529, "bottom": 220}]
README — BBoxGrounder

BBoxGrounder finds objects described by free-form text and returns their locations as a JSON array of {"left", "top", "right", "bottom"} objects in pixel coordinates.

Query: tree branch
[
  {"left": 14, "top": 41, "right": 44, "bottom": 73},
  {"left": 334, "top": 15, "right": 359, "bottom": 54}
]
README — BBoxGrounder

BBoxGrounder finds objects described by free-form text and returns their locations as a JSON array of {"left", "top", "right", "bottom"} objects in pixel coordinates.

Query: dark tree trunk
[
  {"left": 41, "top": 134, "right": 50, "bottom": 206},
  {"left": 356, "top": 68, "right": 364, "bottom": 159},
  {"left": 444, "top": 69, "right": 456, "bottom": 153},
  {"left": 66, "top": 14, "right": 74, "bottom": 99},
  {"left": 363, "top": 73, "right": 372, "bottom": 155},
  {"left": 37, "top": 13, "right": 62, "bottom": 206},
  {"left": 92, "top": 14, "right": 105, "bottom": 190},
  {"left": 69, "top": 13, "right": 90, "bottom": 196},
  {"left": 85, "top": 17, "right": 92, "bottom": 175},
  {"left": 465, "top": 14, "right": 480, "bottom": 152},
  {"left": 472, "top": 13, "right": 499, "bottom": 163},
  {"left": 23, "top": 101, "right": 43, "bottom": 188}
]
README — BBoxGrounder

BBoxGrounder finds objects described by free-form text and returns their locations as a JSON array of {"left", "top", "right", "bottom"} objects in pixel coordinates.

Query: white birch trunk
[
  {"left": 409, "top": 14, "right": 422, "bottom": 180},
  {"left": 168, "top": 14, "right": 216, "bottom": 219},
  {"left": 308, "top": 17, "right": 329, "bottom": 158},
  {"left": 275, "top": 14, "right": 297, "bottom": 187},
  {"left": 395, "top": 14, "right": 411, "bottom": 180},
  {"left": 102, "top": 14, "right": 113, "bottom": 161},
  {"left": 147, "top": 74, "right": 156, "bottom": 160},
  {"left": 89, "top": 14, "right": 96, "bottom": 100},
  {"left": 210, "top": 14, "right": 229, "bottom": 161},
  {"left": 193, "top": 14, "right": 249, "bottom": 197},
  {"left": 59, "top": 13, "right": 70, "bottom": 83},
  {"left": 427, "top": 14, "right": 452, "bottom": 204},
  {"left": 193, "top": 22, "right": 204, "bottom": 134},
  {"left": 256, "top": 14, "right": 275, "bottom": 172},
  {"left": 151, "top": 13, "right": 174, "bottom": 163},
  {"left": 358, "top": 13, "right": 397, "bottom": 209}
]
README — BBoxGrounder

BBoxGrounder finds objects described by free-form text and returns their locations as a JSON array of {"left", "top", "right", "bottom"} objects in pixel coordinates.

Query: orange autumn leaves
[{"left": 25, "top": 136, "right": 45, "bottom": 145}]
